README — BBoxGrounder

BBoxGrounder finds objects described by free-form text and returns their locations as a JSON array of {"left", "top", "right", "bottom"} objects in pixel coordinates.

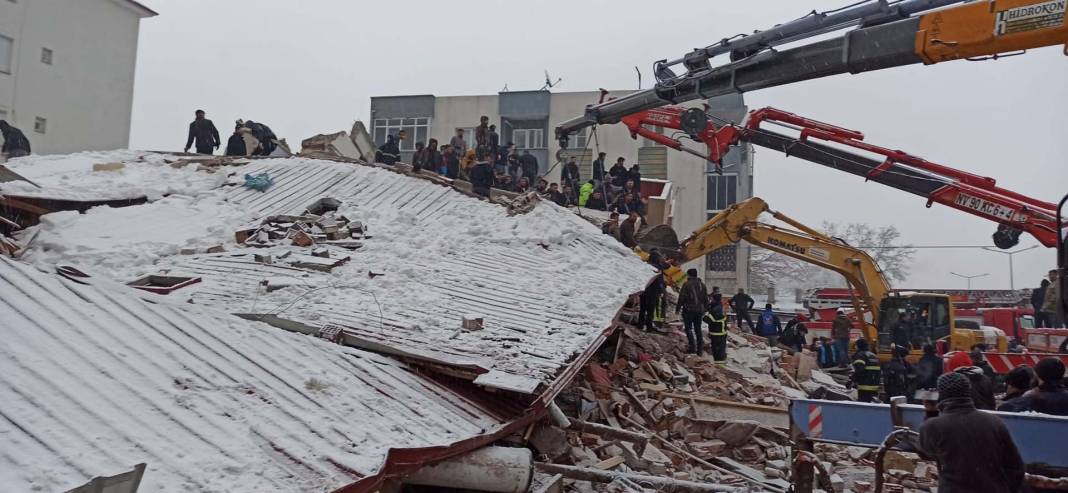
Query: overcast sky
[{"left": 129, "top": 0, "right": 1067, "bottom": 291}]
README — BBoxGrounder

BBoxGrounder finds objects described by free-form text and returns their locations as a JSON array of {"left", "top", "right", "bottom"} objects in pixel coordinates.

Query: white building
[
  {"left": 0, "top": 0, "right": 155, "bottom": 155},
  {"left": 369, "top": 90, "right": 756, "bottom": 290}
]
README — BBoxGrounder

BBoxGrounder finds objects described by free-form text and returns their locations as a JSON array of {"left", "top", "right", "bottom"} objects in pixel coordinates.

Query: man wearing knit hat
[{"left": 919, "top": 372, "right": 1024, "bottom": 493}]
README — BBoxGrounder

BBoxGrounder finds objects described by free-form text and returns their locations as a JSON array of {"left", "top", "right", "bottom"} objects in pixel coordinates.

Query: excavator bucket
[{"left": 636, "top": 224, "right": 683, "bottom": 261}]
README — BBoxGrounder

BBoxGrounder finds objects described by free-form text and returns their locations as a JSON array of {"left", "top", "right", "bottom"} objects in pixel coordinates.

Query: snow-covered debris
[{"left": 0, "top": 256, "right": 515, "bottom": 492}]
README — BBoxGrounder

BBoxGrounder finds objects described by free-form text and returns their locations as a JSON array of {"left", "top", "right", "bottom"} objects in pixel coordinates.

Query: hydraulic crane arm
[
  {"left": 619, "top": 102, "right": 1062, "bottom": 249},
  {"left": 556, "top": 0, "right": 1068, "bottom": 140},
  {"left": 668, "top": 197, "right": 892, "bottom": 338}
]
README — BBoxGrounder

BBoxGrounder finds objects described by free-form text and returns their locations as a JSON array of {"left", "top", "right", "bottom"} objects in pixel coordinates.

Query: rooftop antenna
[
  {"left": 540, "top": 69, "right": 562, "bottom": 91},
  {"left": 635, "top": 66, "right": 642, "bottom": 89},
  {"left": 501, "top": 83, "right": 509, "bottom": 92}
]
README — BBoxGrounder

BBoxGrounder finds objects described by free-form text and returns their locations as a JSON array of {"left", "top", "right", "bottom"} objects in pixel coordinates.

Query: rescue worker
[
  {"left": 756, "top": 303, "right": 782, "bottom": 347},
  {"left": 832, "top": 310, "right": 853, "bottom": 368},
  {"left": 184, "top": 109, "right": 220, "bottom": 155},
  {"left": 782, "top": 314, "right": 809, "bottom": 353},
  {"left": 638, "top": 250, "right": 667, "bottom": 332},
  {"left": 375, "top": 132, "right": 402, "bottom": 165},
  {"left": 1016, "top": 357, "right": 1068, "bottom": 416},
  {"left": 224, "top": 124, "right": 247, "bottom": 157},
  {"left": 709, "top": 286, "right": 723, "bottom": 312},
  {"left": 0, "top": 120, "right": 31, "bottom": 159},
  {"left": 851, "top": 338, "right": 881, "bottom": 403},
  {"left": 704, "top": 305, "right": 729, "bottom": 365},
  {"left": 882, "top": 346, "right": 913, "bottom": 400},
  {"left": 997, "top": 365, "right": 1036, "bottom": 412},
  {"left": 245, "top": 119, "right": 279, "bottom": 156},
  {"left": 918, "top": 372, "right": 1025, "bottom": 493},
  {"left": 676, "top": 268, "right": 708, "bottom": 355},
  {"left": 728, "top": 288, "right": 755, "bottom": 332}
]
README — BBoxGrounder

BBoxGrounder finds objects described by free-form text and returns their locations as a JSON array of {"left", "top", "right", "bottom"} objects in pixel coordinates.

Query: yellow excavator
[{"left": 638, "top": 197, "right": 1007, "bottom": 361}]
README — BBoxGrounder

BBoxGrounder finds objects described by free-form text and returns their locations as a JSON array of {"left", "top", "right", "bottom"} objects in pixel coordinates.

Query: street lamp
[
  {"left": 950, "top": 271, "right": 989, "bottom": 290},
  {"left": 981, "top": 244, "right": 1040, "bottom": 290}
]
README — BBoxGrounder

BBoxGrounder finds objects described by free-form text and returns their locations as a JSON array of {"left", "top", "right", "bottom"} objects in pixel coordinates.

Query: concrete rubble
[{"left": 501, "top": 294, "right": 943, "bottom": 493}]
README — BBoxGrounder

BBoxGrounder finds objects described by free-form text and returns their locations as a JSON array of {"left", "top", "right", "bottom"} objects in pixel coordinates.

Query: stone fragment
[
  {"left": 687, "top": 440, "right": 727, "bottom": 458},
  {"left": 714, "top": 420, "right": 760, "bottom": 446}
]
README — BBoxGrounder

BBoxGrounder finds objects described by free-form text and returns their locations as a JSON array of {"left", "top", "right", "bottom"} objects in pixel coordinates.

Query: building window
[
  {"left": 512, "top": 128, "right": 544, "bottom": 150},
  {"left": 40, "top": 47, "right": 52, "bottom": 65},
  {"left": 372, "top": 117, "right": 430, "bottom": 152},
  {"left": 706, "top": 244, "right": 738, "bottom": 272},
  {"left": 641, "top": 125, "right": 665, "bottom": 147},
  {"left": 571, "top": 128, "right": 587, "bottom": 149},
  {"left": 33, "top": 117, "right": 46, "bottom": 134},
  {"left": 706, "top": 173, "right": 738, "bottom": 211},
  {"left": 0, "top": 34, "right": 13, "bottom": 74}
]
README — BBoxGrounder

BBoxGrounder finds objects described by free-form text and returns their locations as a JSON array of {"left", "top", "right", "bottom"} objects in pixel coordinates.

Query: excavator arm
[
  {"left": 556, "top": 0, "right": 1068, "bottom": 140},
  {"left": 661, "top": 197, "right": 892, "bottom": 341}
]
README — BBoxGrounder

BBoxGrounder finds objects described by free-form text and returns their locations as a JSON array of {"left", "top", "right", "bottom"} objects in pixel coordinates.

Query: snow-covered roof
[
  {"left": 15, "top": 153, "right": 654, "bottom": 393},
  {"left": 0, "top": 257, "right": 517, "bottom": 492}
]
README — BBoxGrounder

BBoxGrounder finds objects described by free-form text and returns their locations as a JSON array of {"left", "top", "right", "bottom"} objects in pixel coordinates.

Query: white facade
[
  {"left": 369, "top": 90, "right": 754, "bottom": 290},
  {"left": 0, "top": 0, "right": 155, "bottom": 155}
]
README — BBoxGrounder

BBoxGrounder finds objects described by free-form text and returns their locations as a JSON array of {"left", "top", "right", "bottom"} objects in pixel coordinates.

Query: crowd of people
[{"left": 182, "top": 109, "right": 280, "bottom": 158}]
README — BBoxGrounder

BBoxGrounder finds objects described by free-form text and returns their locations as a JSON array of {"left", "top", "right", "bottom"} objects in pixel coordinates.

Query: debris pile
[
  {"left": 524, "top": 297, "right": 940, "bottom": 492},
  {"left": 236, "top": 208, "right": 365, "bottom": 250}
]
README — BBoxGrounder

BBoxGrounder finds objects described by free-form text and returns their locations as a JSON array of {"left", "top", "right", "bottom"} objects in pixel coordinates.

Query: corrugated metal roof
[
  {"left": 0, "top": 257, "right": 519, "bottom": 492},
  {"left": 149, "top": 159, "right": 653, "bottom": 392}
]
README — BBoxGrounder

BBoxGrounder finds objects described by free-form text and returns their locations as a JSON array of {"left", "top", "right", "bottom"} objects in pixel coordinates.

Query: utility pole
[
  {"left": 982, "top": 245, "right": 1040, "bottom": 290},
  {"left": 950, "top": 271, "right": 989, "bottom": 290}
]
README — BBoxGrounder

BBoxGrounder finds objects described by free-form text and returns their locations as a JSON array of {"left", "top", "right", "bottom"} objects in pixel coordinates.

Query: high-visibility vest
[{"left": 704, "top": 313, "right": 727, "bottom": 336}]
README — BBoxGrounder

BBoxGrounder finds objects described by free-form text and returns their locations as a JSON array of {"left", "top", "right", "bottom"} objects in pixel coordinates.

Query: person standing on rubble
[
  {"left": 756, "top": 303, "right": 782, "bottom": 347},
  {"left": 817, "top": 337, "right": 840, "bottom": 369},
  {"left": 851, "top": 338, "right": 881, "bottom": 402},
  {"left": 184, "top": 110, "right": 220, "bottom": 155},
  {"left": 450, "top": 128, "right": 468, "bottom": 157},
  {"left": 918, "top": 372, "right": 1024, "bottom": 493},
  {"left": 676, "top": 268, "right": 709, "bottom": 355},
  {"left": 639, "top": 251, "right": 667, "bottom": 332},
  {"left": 475, "top": 116, "right": 490, "bottom": 150},
  {"left": 704, "top": 305, "right": 729, "bottom": 365},
  {"left": 728, "top": 288, "right": 755, "bottom": 332},
  {"left": 0, "top": 120, "right": 31, "bottom": 159},
  {"left": 782, "top": 314, "right": 808, "bottom": 353},
  {"left": 832, "top": 310, "right": 853, "bottom": 368},
  {"left": 376, "top": 130, "right": 404, "bottom": 166},
  {"left": 443, "top": 145, "right": 460, "bottom": 179},
  {"left": 469, "top": 156, "right": 494, "bottom": 198},
  {"left": 618, "top": 210, "right": 639, "bottom": 248}
]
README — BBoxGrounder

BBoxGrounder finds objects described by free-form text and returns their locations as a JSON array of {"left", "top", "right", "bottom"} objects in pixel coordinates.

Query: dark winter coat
[
  {"left": 832, "top": 315, "right": 853, "bottom": 340},
  {"left": 592, "top": 157, "right": 606, "bottom": 180},
  {"left": 562, "top": 162, "right": 580, "bottom": 184},
  {"left": 520, "top": 153, "right": 539, "bottom": 179},
  {"left": 224, "top": 133, "right": 246, "bottom": 156},
  {"left": 444, "top": 154, "right": 460, "bottom": 179},
  {"left": 619, "top": 217, "right": 638, "bottom": 248},
  {"left": 677, "top": 277, "right": 709, "bottom": 315},
  {"left": 1014, "top": 384, "right": 1068, "bottom": 416},
  {"left": 376, "top": 135, "right": 400, "bottom": 165},
  {"left": 245, "top": 121, "right": 277, "bottom": 155},
  {"left": 729, "top": 293, "right": 754, "bottom": 313},
  {"left": 609, "top": 163, "right": 628, "bottom": 185},
  {"left": 0, "top": 121, "right": 31, "bottom": 155},
  {"left": 960, "top": 369, "right": 997, "bottom": 410},
  {"left": 1032, "top": 285, "right": 1048, "bottom": 311},
  {"left": 469, "top": 162, "right": 494, "bottom": 196},
  {"left": 186, "top": 118, "right": 220, "bottom": 151},
  {"left": 918, "top": 397, "right": 1025, "bottom": 493},
  {"left": 915, "top": 353, "right": 943, "bottom": 389},
  {"left": 585, "top": 195, "right": 607, "bottom": 211}
]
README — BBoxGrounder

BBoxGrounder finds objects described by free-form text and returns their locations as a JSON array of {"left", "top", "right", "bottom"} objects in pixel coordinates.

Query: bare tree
[{"left": 749, "top": 222, "right": 915, "bottom": 292}]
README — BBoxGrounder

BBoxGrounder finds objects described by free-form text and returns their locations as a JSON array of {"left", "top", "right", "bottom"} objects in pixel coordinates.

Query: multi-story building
[
  {"left": 370, "top": 90, "right": 755, "bottom": 291},
  {"left": 0, "top": 0, "right": 156, "bottom": 155}
]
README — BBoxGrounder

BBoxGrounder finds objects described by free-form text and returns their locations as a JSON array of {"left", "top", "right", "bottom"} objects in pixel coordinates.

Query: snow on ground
[{"left": 1, "top": 150, "right": 227, "bottom": 201}]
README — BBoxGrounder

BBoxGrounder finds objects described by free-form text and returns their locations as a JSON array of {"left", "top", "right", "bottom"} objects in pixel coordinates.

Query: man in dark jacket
[
  {"left": 914, "top": 343, "right": 943, "bottom": 391},
  {"left": 919, "top": 372, "right": 1024, "bottom": 493},
  {"left": 832, "top": 311, "right": 853, "bottom": 368},
  {"left": 639, "top": 251, "right": 667, "bottom": 332},
  {"left": 184, "top": 110, "right": 220, "bottom": 154},
  {"left": 561, "top": 156, "right": 580, "bottom": 199},
  {"left": 619, "top": 211, "right": 639, "bottom": 248},
  {"left": 970, "top": 346, "right": 997, "bottom": 381},
  {"left": 1015, "top": 357, "right": 1068, "bottom": 416},
  {"left": 997, "top": 365, "right": 1036, "bottom": 412},
  {"left": 469, "top": 159, "right": 494, "bottom": 197},
  {"left": 585, "top": 190, "right": 607, "bottom": 211},
  {"left": 882, "top": 346, "right": 913, "bottom": 400},
  {"left": 224, "top": 124, "right": 246, "bottom": 156},
  {"left": 956, "top": 366, "right": 997, "bottom": 410},
  {"left": 375, "top": 132, "right": 402, "bottom": 165},
  {"left": 443, "top": 145, "right": 460, "bottom": 179},
  {"left": 628, "top": 163, "right": 642, "bottom": 190},
  {"left": 0, "top": 120, "right": 31, "bottom": 159},
  {"left": 1034, "top": 279, "right": 1051, "bottom": 327},
  {"left": 244, "top": 119, "right": 279, "bottom": 156},
  {"left": 728, "top": 288, "right": 755, "bottom": 332},
  {"left": 591, "top": 151, "right": 606, "bottom": 188},
  {"left": 609, "top": 158, "right": 628, "bottom": 188},
  {"left": 520, "top": 151, "right": 539, "bottom": 183},
  {"left": 676, "top": 268, "right": 709, "bottom": 355}
]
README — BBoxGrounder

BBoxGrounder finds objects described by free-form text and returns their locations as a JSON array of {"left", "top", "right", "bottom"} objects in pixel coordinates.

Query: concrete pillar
[{"left": 404, "top": 446, "right": 533, "bottom": 493}]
